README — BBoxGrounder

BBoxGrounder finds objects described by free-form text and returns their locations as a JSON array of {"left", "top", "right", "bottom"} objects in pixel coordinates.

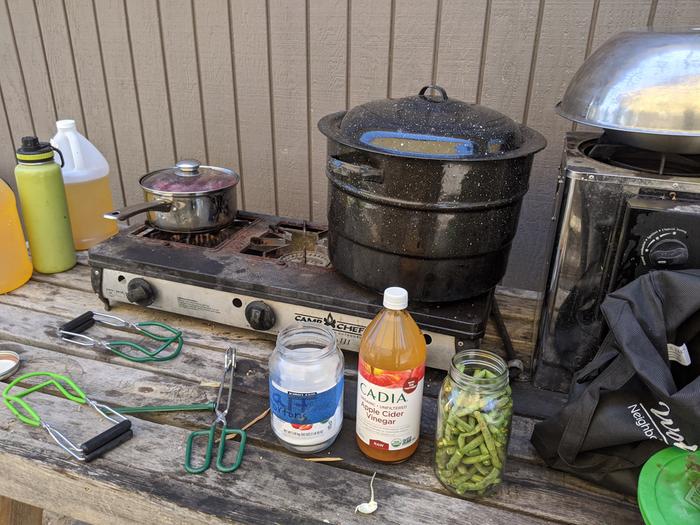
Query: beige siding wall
[{"left": 1, "top": 0, "right": 699, "bottom": 290}]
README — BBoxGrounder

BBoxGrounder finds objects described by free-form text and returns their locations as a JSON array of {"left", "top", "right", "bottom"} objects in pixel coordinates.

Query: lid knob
[
  {"left": 175, "top": 159, "right": 200, "bottom": 176},
  {"left": 418, "top": 85, "right": 448, "bottom": 103}
]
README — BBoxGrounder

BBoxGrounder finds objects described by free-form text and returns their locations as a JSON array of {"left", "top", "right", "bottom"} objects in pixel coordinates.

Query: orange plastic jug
[{"left": 0, "top": 179, "right": 32, "bottom": 293}]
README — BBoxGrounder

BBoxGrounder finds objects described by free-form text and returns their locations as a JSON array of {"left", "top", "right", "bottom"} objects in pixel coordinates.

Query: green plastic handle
[
  {"left": 184, "top": 424, "right": 216, "bottom": 474},
  {"left": 115, "top": 402, "right": 215, "bottom": 415},
  {"left": 217, "top": 428, "right": 247, "bottom": 473},
  {"left": 2, "top": 372, "right": 87, "bottom": 427}
]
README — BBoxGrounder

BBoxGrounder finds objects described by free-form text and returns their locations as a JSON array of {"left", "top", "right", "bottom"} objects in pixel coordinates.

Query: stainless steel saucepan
[{"left": 105, "top": 159, "right": 240, "bottom": 233}]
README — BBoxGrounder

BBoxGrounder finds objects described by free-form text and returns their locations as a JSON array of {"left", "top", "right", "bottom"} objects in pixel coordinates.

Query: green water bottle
[{"left": 14, "top": 136, "right": 76, "bottom": 273}]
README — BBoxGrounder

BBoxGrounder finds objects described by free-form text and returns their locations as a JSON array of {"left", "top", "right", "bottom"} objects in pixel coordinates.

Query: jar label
[
  {"left": 270, "top": 379, "right": 343, "bottom": 425},
  {"left": 270, "top": 380, "right": 344, "bottom": 446},
  {"left": 356, "top": 359, "right": 425, "bottom": 451}
]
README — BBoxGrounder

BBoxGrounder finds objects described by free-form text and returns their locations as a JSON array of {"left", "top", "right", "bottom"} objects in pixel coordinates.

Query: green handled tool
[
  {"left": 184, "top": 347, "right": 246, "bottom": 474},
  {"left": 3, "top": 372, "right": 132, "bottom": 462},
  {"left": 58, "top": 311, "right": 183, "bottom": 363}
]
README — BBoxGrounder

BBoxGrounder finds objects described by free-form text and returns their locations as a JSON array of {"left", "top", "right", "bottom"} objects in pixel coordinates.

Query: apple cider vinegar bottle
[{"left": 356, "top": 287, "right": 427, "bottom": 462}]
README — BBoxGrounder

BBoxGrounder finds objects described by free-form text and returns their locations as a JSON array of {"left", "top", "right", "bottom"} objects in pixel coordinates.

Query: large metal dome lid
[
  {"left": 318, "top": 85, "right": 546, "bottom": 161},
  {"left": 557, "top": 28, "right": 700, "bottom": 152}
]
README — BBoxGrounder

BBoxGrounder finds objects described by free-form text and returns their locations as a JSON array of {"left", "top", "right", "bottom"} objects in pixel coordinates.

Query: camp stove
[{"left": 88, "top": 211, "right": 492, "bottom": 370}]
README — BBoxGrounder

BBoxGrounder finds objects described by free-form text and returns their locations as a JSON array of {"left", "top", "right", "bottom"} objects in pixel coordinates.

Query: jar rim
[
  {"left": 449, "top": 349, "right": 508, "bottom": 391},
  {"left": 275, "top": 324, "right": 338, "bottom": 362}
]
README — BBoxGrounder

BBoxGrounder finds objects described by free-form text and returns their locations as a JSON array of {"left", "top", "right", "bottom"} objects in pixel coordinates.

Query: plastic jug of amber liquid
[
  {"left": 0, "top": 179, "right": 32, "bottom": 293},
  {"left": 51, "top": 120, "right": 117, "bottom": 250},
  {"left": 356, "top": 287, "right": 427, "bottom": 462}
]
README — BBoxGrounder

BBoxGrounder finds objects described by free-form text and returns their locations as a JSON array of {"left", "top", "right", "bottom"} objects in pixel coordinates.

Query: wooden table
[{"left": 0, "top": 258, "right": 642, "bottom": 524}]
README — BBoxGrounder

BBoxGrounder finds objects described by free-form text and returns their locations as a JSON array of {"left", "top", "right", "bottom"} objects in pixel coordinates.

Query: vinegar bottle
[
  {"left": 14, "top": 136, "right": 76, "bottom": 274},
  {"left": 51, "top": 119, "right": 117, "bottom": 250},
  {"left": 356, "top": 287, "right": 427, "bottom": 462},
  {"left": 0, "top": 179, "right": 33, "bottom": 293}
]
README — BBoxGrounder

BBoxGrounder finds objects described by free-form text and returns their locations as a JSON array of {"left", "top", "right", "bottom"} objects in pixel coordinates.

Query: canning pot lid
[
  {"left": 140, "top": 159, "right": 239, "bottom": 194},
  {"left": 319, "top": 85, "right": 544, "bottom": 160}
]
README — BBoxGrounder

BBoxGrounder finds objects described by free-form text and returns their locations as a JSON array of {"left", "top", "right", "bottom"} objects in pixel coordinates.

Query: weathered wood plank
[
  {"left": 159, "top": 0, "right": 207, "bottom": 163},
  {"left": 7, "top": 272, "right": 535, "bottom": 371},
  {"left": 0, "top": 390, "right": 554, "bottom": 525},
  {"left": 654, "top": 0, "right": 700, "bottom": 27},
  {"left": 193, "top": 0, "right": 243, "bottom": 209},
  {"left": 434, "top": 0, "right": 488, "bottom": 102},
  {"left": 0, "top": 338, "right": 637, "bottom": 524},
  {"left": 389, "top": 0, "right": 438, "bottom": 97},
  {"left": 308, "top": 0, "right": 347, "bottom": 221},
  {"left": 93, "top": 0, "right": 147, "bottom": 206},
  {"left": 591, "top": 0, "right": 653, "bottom": 51},
  {"left": 0, "top": 496, "right": 42, "bottom": 525},
  {"left": 124, "top": 0, "right": 176, "bottom": 171},
  {"left": 508, "top": 0, "right": 594, "bottom": 296},
  {"left": 0, "top": 1, "right": 34, "bottom": 144},
  {"left": 63, "top": 0, "right": 125, "bottom": 207},
  {"left": 34, "top": 0, "right": 84, "bottom": 129},
  {"left": 229, "top": 0, "right": 276, "bottom": 214},
  {"left": 268, "top": 0, "right": 311, "bottom": 219},
  {"left": 348, "top": 0, "right": 392, "bottom": 106},
  {"left": 5, "top": 0, "right": 56, "bottom": 137},
  {"left": 479, "top": 0, "right": 539, "bottom": 120}
]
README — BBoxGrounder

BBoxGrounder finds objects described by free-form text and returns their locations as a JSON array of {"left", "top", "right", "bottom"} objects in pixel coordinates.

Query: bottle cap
[
  {"left": 383, "top": 287, "right": 408, "bottom": 310},
  {"left": 16, "top": 136, "right": 55, "bottom": 163},
  {"left": 56, "top": 119, "right": 76, "bottom": 130}
]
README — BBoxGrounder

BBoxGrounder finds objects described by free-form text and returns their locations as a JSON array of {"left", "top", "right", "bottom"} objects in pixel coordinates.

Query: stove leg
[{"left": 90, "top": 267, "right": 111, "bottom": 311}]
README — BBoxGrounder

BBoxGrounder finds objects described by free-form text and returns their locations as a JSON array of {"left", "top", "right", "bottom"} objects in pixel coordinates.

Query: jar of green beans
[{"left": 434, "top": 349, "right": 512, "bottom": 497}]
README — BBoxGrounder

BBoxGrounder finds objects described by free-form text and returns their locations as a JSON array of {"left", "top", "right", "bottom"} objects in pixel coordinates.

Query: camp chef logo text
[
  {"left": 293, "top": 312, "right": 367, "bottom": 336},
  {"left": 628, "top": 402, "right": 697, "bottom": 451}
]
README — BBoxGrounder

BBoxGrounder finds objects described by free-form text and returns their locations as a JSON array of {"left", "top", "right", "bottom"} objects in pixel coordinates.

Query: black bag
[{"left": 531, "top": 270, "right": 700, "bottom": 494}]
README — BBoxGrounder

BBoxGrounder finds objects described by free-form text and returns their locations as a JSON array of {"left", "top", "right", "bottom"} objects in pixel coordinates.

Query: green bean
[
  {"left": 460, "top": 434, "right": 484, "bottom": 454},
  {"left": 475, "top": 411, "right": 502, "bottom": 469},
  {"left": 446, "top": 450, "right": 464, "bottom": 470},
  {"left": 461, "top": 454, "right": 490, "bottom": 465}
]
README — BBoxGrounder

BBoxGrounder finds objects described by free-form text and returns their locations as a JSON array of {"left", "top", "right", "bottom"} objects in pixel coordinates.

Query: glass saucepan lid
[{"left": 140, "top": 159, "right": 240, "bottom": 195}]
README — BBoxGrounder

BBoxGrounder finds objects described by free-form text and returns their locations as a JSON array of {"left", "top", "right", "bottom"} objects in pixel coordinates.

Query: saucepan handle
[
  {"left": 327, "top": 157, "right": 384, "bottom": 183},
  {"left": 104, "top": 200, "right": 173, "bottom": 221}
]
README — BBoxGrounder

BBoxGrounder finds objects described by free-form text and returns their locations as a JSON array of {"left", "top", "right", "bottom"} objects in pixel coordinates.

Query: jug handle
[{"left": 65, "top": 130, "right": 85, "bottom": 170}]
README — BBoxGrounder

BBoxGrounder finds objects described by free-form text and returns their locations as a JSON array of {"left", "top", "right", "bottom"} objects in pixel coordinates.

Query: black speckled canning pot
[{"left": 318, "top": 86, "right": 546, "bottom": 302}]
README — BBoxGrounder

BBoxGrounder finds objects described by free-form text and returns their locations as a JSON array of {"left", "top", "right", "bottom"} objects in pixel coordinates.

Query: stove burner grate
[
  {"left": 583, "top": 135, "right": 700, "bottom": 177},
  {"left": 132, "top": 217, "right": 257, "bottom": 248}
]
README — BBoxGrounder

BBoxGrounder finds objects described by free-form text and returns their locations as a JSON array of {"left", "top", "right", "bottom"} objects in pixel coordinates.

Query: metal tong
[
  {"left": 3, "top": 372, "right": 133, "bottom": 462},
  {"left": 184, "top": 347, "right": 247, "bottom": 474},
  {"left": 58, "top": 311, "right": 183, "bottom": 363}
]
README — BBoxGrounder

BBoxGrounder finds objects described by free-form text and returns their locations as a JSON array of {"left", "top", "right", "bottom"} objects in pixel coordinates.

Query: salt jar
[{"left": 269, "top": 325, "right": 344, "bottom": 453}]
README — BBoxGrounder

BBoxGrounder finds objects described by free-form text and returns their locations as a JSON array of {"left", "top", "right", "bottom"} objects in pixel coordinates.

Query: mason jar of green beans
[{"left": 434, "top": 349, "right": 512, "bottom": 497}]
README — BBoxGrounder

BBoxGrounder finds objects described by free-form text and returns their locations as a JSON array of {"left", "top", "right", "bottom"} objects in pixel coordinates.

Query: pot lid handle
[
  {"left": 418, "top": 85, "right": 448, "bottom": 103},
  {"left": 175, "top": 159, "right": 201, "bottom": 176}
]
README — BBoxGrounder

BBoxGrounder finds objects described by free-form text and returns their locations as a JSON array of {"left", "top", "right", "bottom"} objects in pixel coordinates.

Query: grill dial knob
[
  {"left": 649, "top": 238, "right": 689, "bottom": 267},
  {"left": 245, "top": 301, "right": 276, "bottom": 331},
  {"left": 126, "top": 278, "right": 156, "bottom": 306}
]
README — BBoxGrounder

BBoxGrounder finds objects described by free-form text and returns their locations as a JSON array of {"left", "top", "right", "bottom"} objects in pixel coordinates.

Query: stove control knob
[
  {"left": 649, "top": 239, "right": 689, "bottom": 267},
  {"left": 126, "top": 278, "right": 156, "bottom": 306},
  {"left": 245, "top": 301, "right": 276, "bottom": 331}
]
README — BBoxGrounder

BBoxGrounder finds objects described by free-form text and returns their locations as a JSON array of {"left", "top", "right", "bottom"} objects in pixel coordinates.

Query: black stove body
[
  {"left": 535, "top": 132, "right": 700, "bottom": 391},
  {"left": 88, "top": 211, "right": 492, "bottom": 370}
]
